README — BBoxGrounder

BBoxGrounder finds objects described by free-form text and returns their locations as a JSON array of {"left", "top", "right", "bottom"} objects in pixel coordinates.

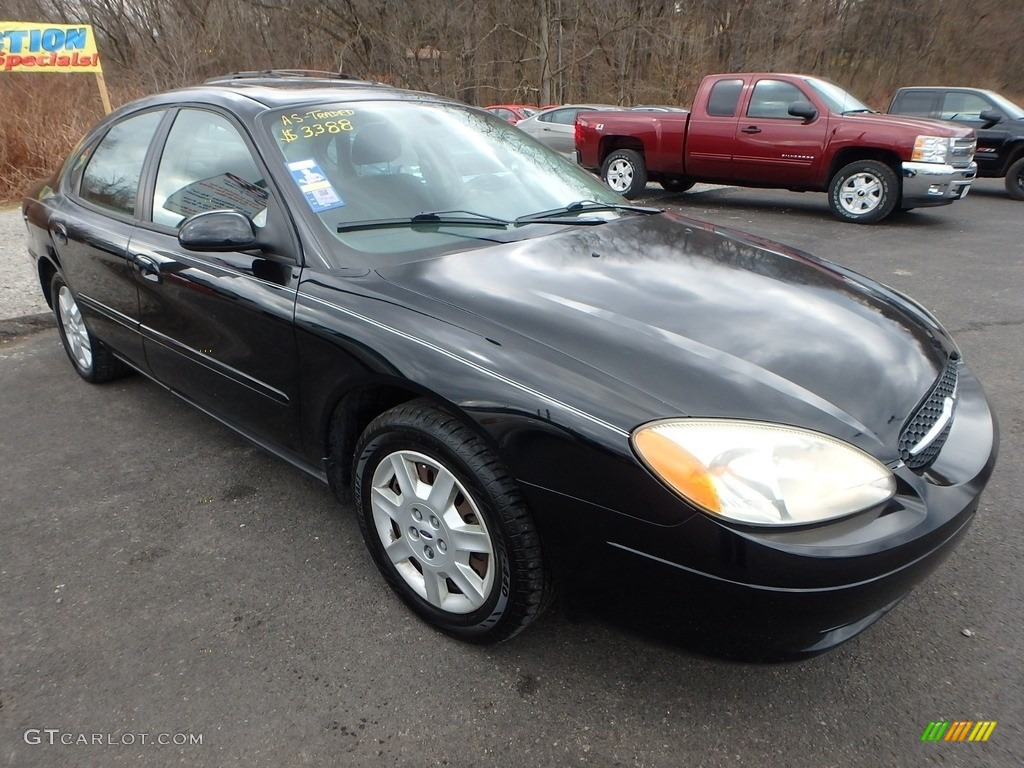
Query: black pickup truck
[{"left": 888, "top": 87, "right": 1024, "bottom": 200}]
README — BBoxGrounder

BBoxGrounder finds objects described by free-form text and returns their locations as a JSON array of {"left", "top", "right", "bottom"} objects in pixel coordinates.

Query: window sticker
[
  {"left": 163, "top": 173, "right": 269, "bottom": 220},
  {"left": 287, "top": 159, "right": 346, "bottom": 213}
]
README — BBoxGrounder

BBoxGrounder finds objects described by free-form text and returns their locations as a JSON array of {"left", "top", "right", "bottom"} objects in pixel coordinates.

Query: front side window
[
  {"left": 79, "top": 110, "right": 163, "bottom": 216},
  {"left": 747, "top": 80, "right": 808, "bottom": 119},
  {"left": 152, "top": 109, "right": 268, "bottom": 228},
  {"left": 941, "top": 92, "right": 994, "bottom": 122}
]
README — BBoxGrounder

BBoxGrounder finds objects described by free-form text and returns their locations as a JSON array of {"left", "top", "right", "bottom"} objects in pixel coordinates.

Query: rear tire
[
  {"left": 1005, "top": 156, "right": 1024, "bottom": 201},
  {"left": 660, "top": 177, "right": 695, "bottom": 193},
  {"left": 602, "top": 149, "right": 647, "bottom": 199},
  {"left": 828, "top": 160, "right": 898, "bottom": 224},
  {"left": 353, "top": 402, "right": 552, "bottom": 643},
  {"left": 51, "top": 274, "right": 130, "bottom": 383}
]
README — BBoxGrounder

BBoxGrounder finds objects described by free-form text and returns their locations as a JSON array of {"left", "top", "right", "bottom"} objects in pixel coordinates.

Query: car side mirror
[
  {"left": 178, "top": 210, "right": 258, "bottom": 252},
  {"left": 979, "top": 109, "right": 1003, "bottom": 128},
  {"left": 788, "top": 101, "right": 818, "bottom": 122}
]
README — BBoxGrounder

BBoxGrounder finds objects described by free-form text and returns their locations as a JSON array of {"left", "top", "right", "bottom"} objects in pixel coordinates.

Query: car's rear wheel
[
  {"left": 660, "top": 177, "right": 695, "bottom": 193},
  {"left": 828, "top": 160, "right": 898, "bottom": 224},
  {"left": 51, "top": 274, "right": 129, "bottom": 383},
  {"left": 1005, "top": 156, "right": 1024, "bottom": 201},
  {"left": 602, "top": 149, "right": 648, "bottom": 199},
  {"left": 353, "top": 402, "right": 552, "bottom": 643}
]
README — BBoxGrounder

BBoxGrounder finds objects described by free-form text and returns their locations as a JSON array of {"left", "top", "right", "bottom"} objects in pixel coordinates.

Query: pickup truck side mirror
[
  {"left": 788, "top": 101, "right": 818, "bottom": 122},
  {"left": 979, "top": 109, "right": 1003, "bottom": 128}
]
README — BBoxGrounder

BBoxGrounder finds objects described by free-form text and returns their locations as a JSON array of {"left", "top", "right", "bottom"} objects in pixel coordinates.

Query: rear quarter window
[{"left": 706, "top": 80, "right": 744, "bottom": 117}]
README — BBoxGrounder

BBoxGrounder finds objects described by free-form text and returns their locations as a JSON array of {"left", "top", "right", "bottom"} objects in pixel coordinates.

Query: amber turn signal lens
[{"left": 633, "top": 428, "right": 721, "bottom": 513}]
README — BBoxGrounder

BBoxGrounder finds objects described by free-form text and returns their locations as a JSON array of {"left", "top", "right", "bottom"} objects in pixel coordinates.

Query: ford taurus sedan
[{"left": 22, "top": 71, "right": 997, "bottom": 659}]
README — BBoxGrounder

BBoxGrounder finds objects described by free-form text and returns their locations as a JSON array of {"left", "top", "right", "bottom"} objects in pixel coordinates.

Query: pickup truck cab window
[
  {"left": 940, "top": 92, "right": 994, "bottom": 123},
  {"left": 747, "top": 80, "right": 808, "bottom": 120},
  {"left": 706, "top": 79, "right": 743, "bottom": 117}
]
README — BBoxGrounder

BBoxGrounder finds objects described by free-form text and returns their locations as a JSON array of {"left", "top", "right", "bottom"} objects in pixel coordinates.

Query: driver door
[{"left": 130, "top": 107, "right": 304, "bottom": 450}]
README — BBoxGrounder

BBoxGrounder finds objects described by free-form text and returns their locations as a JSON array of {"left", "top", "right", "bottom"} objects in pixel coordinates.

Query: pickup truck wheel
[
  {"left": 828, "top": 160, "right": 898, "bottom": 224},
  {"left": 602, "top": 149, "right": 647, "bottom": 199},
  {"left": 661, "top": 177, "right": 695, "bottom": 193},
  {"left": 1005, "top": 157, "right": 1024, "bottom": 200}
]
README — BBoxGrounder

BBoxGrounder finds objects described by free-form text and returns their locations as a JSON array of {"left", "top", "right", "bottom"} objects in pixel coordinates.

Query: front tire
[
  {"left": 828, "top": 160, "right": 898, "bottom": 224},
  {"left": 51, "top": 274, "right": 129, "bottom": 383},
  {"left": 602, "top": 149, "right": 648, "bottom": 199},
  {"left": 353, "top": 402, "right": 552, "bottom": 643},
  {"left": 1005, "top": 156, "right": 1024, "bottom": 200}
]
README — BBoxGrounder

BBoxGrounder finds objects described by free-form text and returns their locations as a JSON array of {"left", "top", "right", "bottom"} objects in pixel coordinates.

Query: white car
[{"left": 515, "top": 104, "right": 619, "bottom": 158}]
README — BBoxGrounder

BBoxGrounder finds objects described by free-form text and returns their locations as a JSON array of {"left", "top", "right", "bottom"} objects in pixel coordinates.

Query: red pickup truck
[{"left": 575, "top": 73, "right": 978, "bottom": 223}]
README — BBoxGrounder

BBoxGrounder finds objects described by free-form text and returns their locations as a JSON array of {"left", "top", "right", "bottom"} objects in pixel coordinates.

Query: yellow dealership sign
[{"left": 0, "top": 23, "right": 102, "bottom": 73}]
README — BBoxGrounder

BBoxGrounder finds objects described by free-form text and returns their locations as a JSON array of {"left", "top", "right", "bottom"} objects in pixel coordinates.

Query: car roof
[{"left": 109, "top": 70, "right": 462, "bottom": 120}]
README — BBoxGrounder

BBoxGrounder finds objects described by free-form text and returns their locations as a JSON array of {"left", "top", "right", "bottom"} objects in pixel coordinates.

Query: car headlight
[
  {"left": 912, "top": 135, "right": 951, "bottom": 164},
  {"left": 632, "top": 420, "right": 896, "bottom": 526}
]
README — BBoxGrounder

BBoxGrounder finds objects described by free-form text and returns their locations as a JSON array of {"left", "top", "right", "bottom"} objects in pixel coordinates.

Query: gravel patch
[{"left": 0, "top": 205, "right": 50, "bottom": 322}]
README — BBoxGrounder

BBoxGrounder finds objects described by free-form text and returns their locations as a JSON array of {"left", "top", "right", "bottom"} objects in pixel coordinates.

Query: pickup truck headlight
[
  {"left": 632, "top": 419, "right": 895, "bottom": 527},
  {"left": 912, "top": 135, "right": 951, "bottom": 164}
]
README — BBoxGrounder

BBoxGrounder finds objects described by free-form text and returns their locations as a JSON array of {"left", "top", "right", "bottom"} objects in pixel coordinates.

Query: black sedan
[{"left": 22, "top": 71, "right": 997, "bottom": 660}]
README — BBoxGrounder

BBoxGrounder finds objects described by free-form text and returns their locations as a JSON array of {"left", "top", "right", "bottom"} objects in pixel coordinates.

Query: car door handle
[
  {"left": 51, "top": 222, "right": 68, "bottom": 245},
  {"left": 132, "top": 254, "right": 162, "bottom": 283},
  {"left": 740, "top": 126, "right": 762, "bottom": 134}
]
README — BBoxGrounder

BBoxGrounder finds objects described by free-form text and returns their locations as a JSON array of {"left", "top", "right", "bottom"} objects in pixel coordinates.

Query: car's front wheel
[
  {"left": 602, "top": 149, "right": 648, "bottom": 199},
  {"left": 51, "top": 274, "right": 129, "bottom": 382},
  {"left": 353, "top": 402, "right": 551, "bottom": 643},
  {"left": 828, "top": 160, "right": 898, "bottom": 223},
  {"left": 660, "top": 177, "right": 695, "bottom": 193},
  {"left": 1005, "top": 156, "right": 1024, "bottom": 201}
]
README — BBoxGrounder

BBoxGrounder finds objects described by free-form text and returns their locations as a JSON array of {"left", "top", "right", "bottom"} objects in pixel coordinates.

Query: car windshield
[
  {"left": 261, "top": 100, "right": 627, "bottom": 260},
  {"left": 803, "top": 77, "right": 873, "bottom": 114},
  {"left": 983, "top": 91, "right": 1024, "bottom": 119}
]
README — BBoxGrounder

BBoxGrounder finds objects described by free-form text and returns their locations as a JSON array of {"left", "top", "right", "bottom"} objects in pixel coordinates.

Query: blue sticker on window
[{"left": 287, "top": 159, "right": 345, "bottom": 212}]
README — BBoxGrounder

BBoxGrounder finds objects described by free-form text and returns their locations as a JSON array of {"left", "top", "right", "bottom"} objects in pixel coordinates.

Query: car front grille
[{"left": 898, "top": 358, "right": 959, "bottom": 470}]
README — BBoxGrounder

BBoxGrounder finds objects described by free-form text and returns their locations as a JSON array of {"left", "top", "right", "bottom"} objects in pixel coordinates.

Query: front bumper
[
  {"left": 901, "top": 161, "right": 977, "bottom": 208},
  {"left": 523, "top": 365, "right": 997, "bottom": 660}
]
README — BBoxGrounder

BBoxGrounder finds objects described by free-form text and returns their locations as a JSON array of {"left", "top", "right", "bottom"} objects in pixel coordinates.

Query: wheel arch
[
  {"left": 826, "top": 148, "right": 902, "bottom": 189},
  {"left": 999, "top": 141, "right": 1024, "bottom": 175},
  {"left": 37, "top": 254, "right": 60, "bottom": 311},
  {"left": 323, "top": 378, "right": 511, "bottom": 500},
  {"left": 599, "top": 135, "right": 645, "bottom": 167}
]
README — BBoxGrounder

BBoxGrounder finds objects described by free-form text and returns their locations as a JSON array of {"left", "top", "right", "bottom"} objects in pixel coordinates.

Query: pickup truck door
[
  {"left": 729, "top": 78, "right": 829, "bottom": 186},
  {"left": 936, "top": 90, "right": 1008, "bottom": 175}
]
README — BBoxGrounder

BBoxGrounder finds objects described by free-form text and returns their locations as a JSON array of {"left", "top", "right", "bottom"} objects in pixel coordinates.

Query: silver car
[{"left": 516, "top": 104, "right": 619, "bottom": 158}]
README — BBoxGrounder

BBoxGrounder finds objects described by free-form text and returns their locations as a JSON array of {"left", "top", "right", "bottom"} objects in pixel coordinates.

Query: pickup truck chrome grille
[
  {"left": 898, "top": 358, "right": 959, "bottom": 469},
  {"left": 950, "top": 138, "right": 976, "bottom": 168}
]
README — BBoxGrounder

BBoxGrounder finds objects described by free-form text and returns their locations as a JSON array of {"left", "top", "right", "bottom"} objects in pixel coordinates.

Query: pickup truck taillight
[{"left": 574, "top": 119, "right": 584, "bottom": 147}]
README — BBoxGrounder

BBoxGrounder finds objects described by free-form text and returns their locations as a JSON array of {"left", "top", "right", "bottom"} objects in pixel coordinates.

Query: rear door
[
  {"left": 54, "top": 109, "right": 166, "bottom": 368},
  {"left": 129, "top": 107, "right": 304, "bottom": 450}
]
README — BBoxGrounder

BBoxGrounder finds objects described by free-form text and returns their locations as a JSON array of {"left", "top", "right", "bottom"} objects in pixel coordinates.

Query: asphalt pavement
[{"left": 1, "top": 180, "right": 1021, "bottom": 767}]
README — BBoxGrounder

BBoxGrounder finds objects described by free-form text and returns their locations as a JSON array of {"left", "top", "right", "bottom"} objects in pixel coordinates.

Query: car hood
[
  {"left": 849, "top": 111, "right": 976, "bottom": 139},
  {"left": 376, "top": 213, "right": 956, "bottom": 457}
]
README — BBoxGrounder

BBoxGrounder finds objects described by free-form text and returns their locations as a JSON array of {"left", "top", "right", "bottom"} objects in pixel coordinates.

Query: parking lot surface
[{"left": 1, "top": 179, "right": 1021, "bottom": 766}]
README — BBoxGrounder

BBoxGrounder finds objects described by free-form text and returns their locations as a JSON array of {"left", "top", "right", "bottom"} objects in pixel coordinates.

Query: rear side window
[
  {"left": 706, "top": 80, "right": 743, "bottom": 117},
  {"left": 893, "top": 90, "right": 936, "bottom": 117},
  {"left": 79, "top": 110, "right": 163, "bottom": 216}
]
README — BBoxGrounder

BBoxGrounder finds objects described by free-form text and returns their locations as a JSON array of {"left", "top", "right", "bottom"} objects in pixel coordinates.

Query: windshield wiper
[
  {"left": 338, "top": 210, "right": 511, "bottom": 233},
  {"left": 842, "top": 108, "right": 878, "bottom": 115},
  {"left": 514, "top": 200, "right": 662, "bottom": 225}
]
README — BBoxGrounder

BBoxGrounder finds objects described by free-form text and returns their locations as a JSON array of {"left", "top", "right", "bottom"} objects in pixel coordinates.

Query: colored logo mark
[{"left": 921, "top": 721, "right": 997, "bottom": 742}]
